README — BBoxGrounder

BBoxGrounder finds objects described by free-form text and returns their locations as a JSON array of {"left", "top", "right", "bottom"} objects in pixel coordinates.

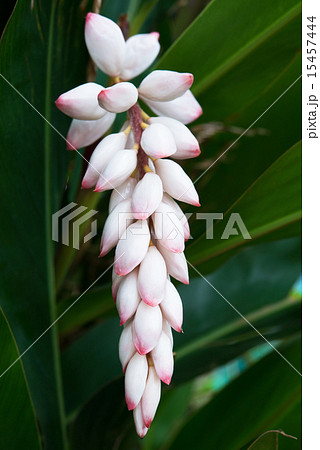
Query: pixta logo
[{"left": 52, "top": 202, "right": 98, "bottom": 249}]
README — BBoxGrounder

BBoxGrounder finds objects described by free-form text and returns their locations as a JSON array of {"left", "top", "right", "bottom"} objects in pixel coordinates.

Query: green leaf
[
  {"left": 0, "top": 1, "right": 93, "bottom": 447},
  {"left": 246, "top": 429, "right": 298, "bottom": 449},
  {"left": 187, "top": 141, "right": 301, "bottom": 273},
  {"left": 0, "top": 306, "right": 41, "bottom": 449},
  {"left": 167, "top": 338, "right": 301, "bottom": 450}
]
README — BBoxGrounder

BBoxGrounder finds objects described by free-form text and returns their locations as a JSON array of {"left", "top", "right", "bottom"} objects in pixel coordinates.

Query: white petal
[
  {"left": 142, "top": 90, "right": 202, "bottom": 124},
  {"left": 116, "top": 269, "right": 140, "bottom": 325},
  {"left": 121, "top": 32, "right": 160, "bottom": 81},
  {"left": 55, "top": 82, "right": 106, "bottom": 120},
  {"left": 162, "top": 193, "right": 190, "bottom": 240},
  {"left": 133, "top": 402, "right": 149, "bottom": 438},
  {"left": 133, "top": 302, "right": 162, "bottom": 355},
  {"left": 161, "top": 279, "right": 183, "bottom": 332},
  {"left": 141, "top": 366, "right": 161, "bottom": 428},
  {"left": 148, "top": 116, "right": 200, "bottom": 159},
  {"left": 139, "top": 70, "right": 193, "bottom": 102},
  {"left": 81, "top": 132, "right": 127, "bottom": 188},
  {"left": 141, "top": 123, "right": 176, "bottom": 158},
  {"left": 112, "top": 267, "right": 122, "bottom": 300},
  {"left": 125, "top": 352, "right": 148, "bottom": 410},
  {"left": 131, "top": 172, "right": 163, "bottom": 220},
  {"left": 154, "top": 158, "right": 199, "bottom": 206},
  {"left": 85, "top": 13, "right": 125, "bottom": 76},
  {"left": 98, "top": 82, "right": 138, "bottom": 113},
  {"left": 114, "top": 220, "right": 150, "bottom": 276},
  {"left": 119, "top": 321, "right": 135, "bottom": 372},
  {"left": 126, "top": 131, "right": 136, "bottom": 149},
  {"left": 162, "top": 319, "right": 173, "bottom": 348},
  {"left": 109, "top": 177, "right": 137, "bottom": 212},
  {"left": 95, "top": 149, "right": 137, "bottom": 191},
  {"left": 66, "top": 113, "right": 116, "bottom": 150},
  {"left": 151, "top": 332, "right": 174, "bottom": 385},
  {"left": 152, "top": 201, "right": 185, "bottom": 253},
  {"left": 137, "top": 246, "right": 167, "bottom": 306},
  {"left": 100, "top": 198, "right": 134, "bottom": 256},
  {"left": 157, "top": 245, "right": 189, "bottom": 285}
]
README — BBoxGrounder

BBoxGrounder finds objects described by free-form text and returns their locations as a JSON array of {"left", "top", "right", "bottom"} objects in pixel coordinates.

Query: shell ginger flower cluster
[{"left": 56, "top": 13, "right": 202, "bottom": 438}]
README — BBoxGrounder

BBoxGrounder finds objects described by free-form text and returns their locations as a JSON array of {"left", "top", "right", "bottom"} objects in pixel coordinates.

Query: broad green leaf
[
  {"left": 0, "top": 1, "right": 93, "bottom": 447},
  {"left": 167, "top": 338, "right": 301, "bottom": 450},
  {"left": 0, "top": 306, "right": 41, "bottom": 449},
  {"left": 187, "top": 142, "right": 301, "bottom": 273},
  {"left": 63, "top": 238, "right": 300, "bottom": 416}
]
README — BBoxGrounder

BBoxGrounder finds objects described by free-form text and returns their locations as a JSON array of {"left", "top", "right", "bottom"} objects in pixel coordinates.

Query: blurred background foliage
[{"left": 0, "top": 0, "right": 301, "bottom": 448}]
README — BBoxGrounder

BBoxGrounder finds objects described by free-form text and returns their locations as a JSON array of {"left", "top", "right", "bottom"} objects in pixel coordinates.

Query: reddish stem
[{"left": 128, "top": 103, "right": 148, "bottom": 179}]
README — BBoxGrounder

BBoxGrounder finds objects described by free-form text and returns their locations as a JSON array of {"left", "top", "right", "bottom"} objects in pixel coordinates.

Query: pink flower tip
[
  {"left": 93, "top": 185, "right": 104, "bottom": 192},
  {"left": 182, "top": 277, "right": 189, "bottom": 285},
  {"left": 133, "top": 211, "right": 149, "bottom": 220},
  {"left": 66, "top": 140, "right": 77, "bottom": 151},
  {"left": 85, "top": 12, "right": 95, "bottom": 24},
  {"left": 184, "top": 73, "right": 194, "bottom": 88},
  {"left": 193, "top": 147, "right": 201, "bottom": 157},
  {"left": 119, "top": 318, "right": 126, "bottom": 326},
  {"left": 114, "top": 265, "right": 129, "bottom": 277},
  {"left": 125, "top": 397, "right": 137, "bottom": 411},
  {"left": 142, "top": 297, "right": 159, "bottom": 307},
  {"left": 134, "top": 341, "right": 149, "bottom": 356},
  {"left": 151, "top": 31, "right": 160, "bottom": 40},
  {"left": 144, "top": 417, "right": 152, "bottom": 429},
  {"left": 161, "top": 374, "right": 172, "bottom": 385},
  {"left": 81, "top": 178, "right": 91, "bottom": 190}
]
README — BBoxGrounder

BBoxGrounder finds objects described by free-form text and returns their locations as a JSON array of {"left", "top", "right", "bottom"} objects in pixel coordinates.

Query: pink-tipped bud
[
  {"left": 120, "top": 33, "right": 160, "bottom": 81},
  {"left": 81, "top": 132, "right": 127, "bottom": 189},
  {"left": 98, "top": 82, "right": 138, "bottom": 113},
  {"left": 109, "top": 177, "right": 137, "bottom": 213},
  {"left": 133, "top": 402, "right": 149, "bottom": 438},
  {"left": 133, "top": 302, "right": 162, "bottom": 355},
  {"left": 112, "top": 267, "right": 122, "bottom": 300},
  {"left": 95, "top": 149, "right": 137, "bottom": 192},
  {"left": 162, "top": 193, "right": 190, "bottom": 241},
  {"left": 151, "top": 332, "right": 174, "bottom": 385},
  {"left": 66, "top": 113, "right": 116, "bottom": 150},
  {"left": 55, "top": 82, "right": 106, "bottom": 120},
  {"left": 149, "top": 117, "right": 200, "bottom": 160},
  {"left": 157, "top": 245, "right": 189, "bottom": 285},
  {"left": 114, "top": 220, "right": 150, "bottom": 276},
  {"left": 119, "top": 321, "right": 135, "bottom": 372},
  {"left": 131, "top": 172, "right": 163, "bottom": 220},
  {"left": 85, "top": 13, "right": 125, "bottom": 77},
  {"left": 139, "top": 70, "right": 193, "bottom": 102},
  {"left": 154, "top": 158, "right": 199, "bottom": 206},
  {"left": 141, "top": 366, "right": 161, "bottom": 428},
  {"left": 142, "top": 90, "right": 202, "bottom": 125},
  {"left": 116, "top": 269, "right": 140, "bottom": 325},
  {"left": 125, "top": 352, "right": 148, "bottom": 410},
  {"left": 141, "top": 123, "right": 176, "bottom": 159},
  {"left": 100, "top": 198, "right": 134, "bottom": 257},
  {"left": 161, "top": 280, "right": 183, "bottom": 333},
  {"left": 162, "top": 319, "right": 174, "bottom": 348},
  {"left": 152, "top": 202, "right": 185, "bottom": 253},
  {"left": 137, "top": 246, "right": 167, "bottom": 307}
]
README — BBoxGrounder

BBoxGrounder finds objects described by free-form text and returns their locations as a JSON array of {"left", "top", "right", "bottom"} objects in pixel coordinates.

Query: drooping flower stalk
[{"left": 56, "top": 12, "right": 202, "bottom": 438}]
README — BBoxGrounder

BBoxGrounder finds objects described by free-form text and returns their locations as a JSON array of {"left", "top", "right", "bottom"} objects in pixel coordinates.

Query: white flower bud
[
  {"left": 139, "top": 70, "right": 193, "bottom": 102},
  {"left": 161, "top": 280, "right": 183, "bottom": 332},
  {"left": 95, "top": 149, "right": 137, "bottom": 192},
  {"left": 81, "top": 132, "right": 127, "bottom": 189},
  {"left": 133, "top": 302, "right": 162, "bottom": 355},
  {"left": 114, "top": 220, "right": 150, "bottom": 276},
  {"left": 141, "top": 123, "right": 176, "bottom": 158},
  {"left": 141, "top": 366, "right": 161, "bottom": 428},
  {"left": 148, "top": 116, "right": 200, "bottom": 159},
  {"left": 151, "top": 332, "right": 174, "bottom": 385},
  {"left": 152, "top": 201, "right": 185, "bottom": 253},
  {"left": 66, "top": 113, "right": 116, "bottom": 150},
  {"left": 143, "top": 89, "right": 202, "bottom": 124},
  {"left": 133, "top": 402, "right": 149, "bottom": 438},
  {"left": 85, "top": 13, "right": 125, "bottom": 77},
  {"left": 98, "top": 82, "right": 138, "bottom": 113},
  {"left": 100, "top": 198, "right": 134, "bottom": 257},
  {"left": 162, "top": 319, "right": 173, "bottom": 348},
  {"left": 116, "top": 269, "right": 140, "bottom": 325},
  {"left": 109, "top": 177, "right": 137, "bottom": 213},
  {"left": 119, "top": 321, "right": 135, "bottom": 372},
  {"left": 55, "top": 82, "right": 106, "bottom": 120},
  {"left": 154, "top": 158, "right": 199, "bottom": 206},
  {"left": 157, "top": 244, "right": 189, "bottom": 285},
  {"left": 137, "top": 246, "right": 167, "bottom": 306},
  {"left": 120, "top": 32, "right": 160, "bottom": 81},
  {"left": 132, "top": 172, "right": 163, "bottom": 220},
  {"left": 162, "top": 193, "right": 190, "bottom": 241},
  {"left": 112, "top": 267, "right": 122, "bottom": 301},
  {"left": 125, "top": 352, "right": 148, "bottom": 410}
]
